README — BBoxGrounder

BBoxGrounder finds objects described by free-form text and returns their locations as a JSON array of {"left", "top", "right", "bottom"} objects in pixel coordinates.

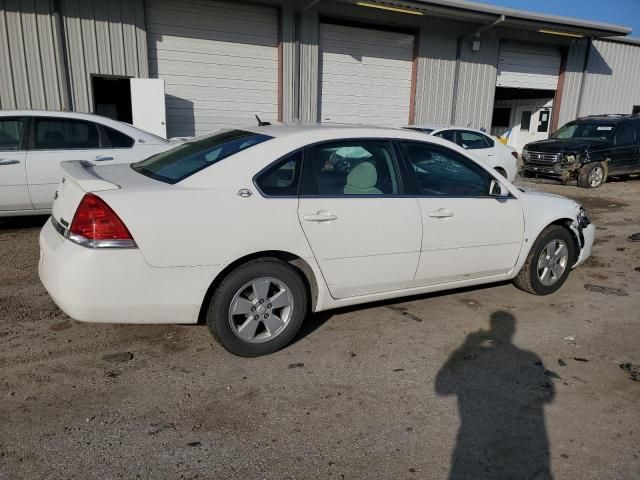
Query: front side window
[
  {"left": 255, "top": 151, "right": 302, "bottom": 196},
  {"left": 552, "top": 122, "right": 615, "bottom": 141},
  {"left": 402, "top": 141, "right": 491, "bottom": 196},
  {"left": 0, "top": 117, "right": 26, "bottom": 151},
  {"left": 301, "top": 140, "right": 400, "bottom": 196},
  {"left": 435, "top": 130, "right": 456, "bottom": 143},
  {"left": 34, "top": 118, "right": 100, "bottom": 150},
  {"left": 133, "top": 130, "right": 272, "bottom": 184}
]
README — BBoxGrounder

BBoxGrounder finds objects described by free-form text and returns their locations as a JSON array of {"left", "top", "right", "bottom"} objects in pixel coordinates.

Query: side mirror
[{"left": 490, "top": 179, "right": 509, "bottom": 197}]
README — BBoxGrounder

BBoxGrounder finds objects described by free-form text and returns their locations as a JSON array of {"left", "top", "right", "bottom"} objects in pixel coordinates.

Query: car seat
[{"left": 344, "top": 161, "right": 382, "bottom": 195}]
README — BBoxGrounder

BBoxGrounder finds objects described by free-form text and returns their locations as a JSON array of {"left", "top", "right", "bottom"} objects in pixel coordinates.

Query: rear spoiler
[{"left": 60, "top": 160, "right": 120, "bottom": 192}]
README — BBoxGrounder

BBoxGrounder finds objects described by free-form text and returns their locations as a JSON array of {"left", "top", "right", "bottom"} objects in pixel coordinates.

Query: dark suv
[{"left": 522, "top": 115, "right": 640, "bottom": 188}]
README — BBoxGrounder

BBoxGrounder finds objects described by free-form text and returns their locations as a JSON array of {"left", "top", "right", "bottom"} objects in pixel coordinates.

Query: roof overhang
[{"left": 340, "top": 0, "right": 631, "bottom": 38}]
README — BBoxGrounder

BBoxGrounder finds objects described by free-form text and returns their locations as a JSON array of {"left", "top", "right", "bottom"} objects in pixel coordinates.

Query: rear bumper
[{"left": 38, "top": 218, "right": 221, "bottom": 324}]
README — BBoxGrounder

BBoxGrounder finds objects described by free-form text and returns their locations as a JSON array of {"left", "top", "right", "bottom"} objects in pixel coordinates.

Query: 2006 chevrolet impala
[{"left": 39, "top": 125, "right": 594, "bottom": 356}]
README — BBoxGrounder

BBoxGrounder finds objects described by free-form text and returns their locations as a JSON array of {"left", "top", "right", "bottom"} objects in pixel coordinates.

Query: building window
[{"left": 521, "top": 111, "right": 532, "bottom": 131}]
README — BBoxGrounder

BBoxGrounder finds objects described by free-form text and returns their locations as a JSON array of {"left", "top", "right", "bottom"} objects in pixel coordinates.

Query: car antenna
[
  {"left": 255, "top": 114, "right": 271, "bottom": 127},
  {"left": 466, "top": 121, "right": 472, "bottom": 127}
]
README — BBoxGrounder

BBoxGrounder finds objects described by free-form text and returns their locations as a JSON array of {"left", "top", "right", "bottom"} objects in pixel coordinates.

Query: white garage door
[
  {"left": 497, "top": 42, "right": 561, "bottom": 90},
  {"left": 146, "top": 0, "right": 279, "bottom": 137},
  {"left": 319, "top": 23, "right": 415, "bottom": 126}
]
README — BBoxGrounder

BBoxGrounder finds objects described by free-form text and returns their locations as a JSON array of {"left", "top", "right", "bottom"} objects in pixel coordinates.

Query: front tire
[
  {"left": 206, "top": 259, "right": 308, "bottom": 357},
  {"left": 514, "top": 225, "right": 575, "bottom": 295},
  {"left": 577, "top": 162, "right": 606, "bottom": 188}
]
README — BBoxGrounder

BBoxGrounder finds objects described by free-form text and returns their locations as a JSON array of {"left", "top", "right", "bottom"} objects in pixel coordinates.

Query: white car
[
  {"left": 406, "top": 125, "right": 519, "bottom": 182},
  {"left": 39, "top": 125, "right": 594, "bottom": 357},
  {"left": 0, "top": 110, "right": 181, "bottom": 216}
]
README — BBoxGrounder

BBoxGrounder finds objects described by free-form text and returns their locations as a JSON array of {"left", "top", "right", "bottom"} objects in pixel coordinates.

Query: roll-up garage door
[
  {"left": 496, "top": 42, "right": 561, "bottom": 90},
  {"left": 146, "top": 0, "right": 279, "bottom": 138},
  {"left": 319, "top": 23, "right": 415, "bottom": 126}
]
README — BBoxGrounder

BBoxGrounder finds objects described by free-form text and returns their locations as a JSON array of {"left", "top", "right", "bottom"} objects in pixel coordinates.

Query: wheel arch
[
  {"left": 543, "top": 218, "right": 581, "bottom": 265},
  {"left": 197, "top": 250, "right": 320, "bottom": 324}
]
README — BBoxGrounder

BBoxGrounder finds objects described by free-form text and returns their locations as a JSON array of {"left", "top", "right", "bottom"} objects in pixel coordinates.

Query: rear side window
[
  {"left": 133, "top": 130, "right": 272, "bottom": 184},
  {"left": 33, "top": 118, "right": 99, "bottom": 150},
  {"left": 255, "top": 151, "right": 302, "bottom": 197},
  {"left": 0, "top": 117, "right": 26, "bottom": 151},
  {"left": 613, "top": 123, "right": 637, "bottom": 146},
  {"left": 103, "top": 126, "right": 134, "bottom": 148}
]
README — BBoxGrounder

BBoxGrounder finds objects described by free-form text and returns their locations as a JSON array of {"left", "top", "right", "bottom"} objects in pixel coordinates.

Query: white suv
[{"left": 0, "top": 110, "right": 180, "bottom": 216}]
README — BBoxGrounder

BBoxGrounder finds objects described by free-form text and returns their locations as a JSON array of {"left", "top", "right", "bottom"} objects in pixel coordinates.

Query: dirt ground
[{"left": 1, "top": 176, "right": 639, "bottom": 480}]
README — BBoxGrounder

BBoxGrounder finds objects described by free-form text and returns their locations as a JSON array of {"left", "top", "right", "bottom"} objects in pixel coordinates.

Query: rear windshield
[
  {"left": 552, "top": 122, "right": 615, "bottom": 141},
  {"left": 132, "top": 129, "right": 272, "bottom": 184}
]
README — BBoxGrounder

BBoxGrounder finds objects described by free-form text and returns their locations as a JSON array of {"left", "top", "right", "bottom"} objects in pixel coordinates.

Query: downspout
[
  {"left": 450, "top": 15, "right": 505, "bottom": 125},
  {"left": 52, "top": 0, "right": 73, "bottom": 110}
]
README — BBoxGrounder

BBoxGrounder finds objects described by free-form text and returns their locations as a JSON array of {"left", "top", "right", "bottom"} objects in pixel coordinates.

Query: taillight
[
  {"left": 511, "top": 151, "right": 519, "bottom": 159},
  {"left": 69, "top": 193, "right": 136, "bottom": 248}
]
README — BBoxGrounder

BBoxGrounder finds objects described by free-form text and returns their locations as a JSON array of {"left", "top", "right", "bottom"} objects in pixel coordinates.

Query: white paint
[
  {"left": 318, "top": 23, "right": 415, "bottom": 126},
  {"left": 38, "top": 124, "right": 594, "bottom": 326},
  {"left": 511, "top": 104, "right": 554, "bottom": 152},
  {"left": 130, "top": 78, "right": 167, "bottom": 138}
]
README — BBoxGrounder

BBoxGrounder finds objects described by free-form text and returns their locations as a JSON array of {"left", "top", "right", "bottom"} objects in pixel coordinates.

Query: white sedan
[
  {"left": 39, "top": 125, "right": 594, "bottom": 357},
  {"left": 0, "top": 110, "right": 181, "bottom": 216},
  {"left": 406, "top": 125, "right": 519, "bottom": 182}
]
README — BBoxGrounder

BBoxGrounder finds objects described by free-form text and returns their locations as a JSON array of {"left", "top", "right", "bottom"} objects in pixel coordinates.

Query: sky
[{"left": 473, "top": 0, "right": 640, "bottom": 36}]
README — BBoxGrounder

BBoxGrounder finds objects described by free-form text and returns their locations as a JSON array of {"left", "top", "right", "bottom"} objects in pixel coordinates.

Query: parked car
[
  {"left": 0, "top": 110, "right": 182, "bottom": 216},
  {"left": 406, "top": 124, "right": 519, "bottom": 181},
  {"left": 522, "top": 114, "right": 640, "bottom": 188},
  {"left": 39, "top": 125, "right": 594, "bottom": 357}
]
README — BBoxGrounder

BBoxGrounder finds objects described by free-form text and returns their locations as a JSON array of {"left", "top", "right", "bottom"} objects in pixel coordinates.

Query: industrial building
[{"left": 1, "top": 0, "right": 639, "bottom": 152}]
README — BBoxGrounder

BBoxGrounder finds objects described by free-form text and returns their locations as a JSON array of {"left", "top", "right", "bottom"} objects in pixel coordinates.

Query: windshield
[
  {"left": 552, "top": 122, "right": 615, "bottom": 141},
  {"left": 132, "top": 130, "right": 272, "bottom": 184}
]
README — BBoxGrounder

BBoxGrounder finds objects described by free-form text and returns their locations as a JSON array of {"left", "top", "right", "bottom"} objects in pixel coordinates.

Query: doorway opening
[
  {"left": 92, "top": 76, "right": 132, "bottom": 124},
  {"left": 491, "top": 87, "right": 556, "bottom": 153}
]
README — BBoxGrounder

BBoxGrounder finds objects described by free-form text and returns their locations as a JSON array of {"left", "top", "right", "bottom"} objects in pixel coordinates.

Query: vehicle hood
[{"left": 524, "top": 138, "right": 608, "bottom": 154}]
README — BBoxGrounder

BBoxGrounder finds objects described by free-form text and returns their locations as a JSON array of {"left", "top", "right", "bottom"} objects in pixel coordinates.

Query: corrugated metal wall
[
  {"left": 0, "top": 0, "right": 67, "bottom": 110},
  {"left": 414, "top": 23, "right": 457, "bottom": 125},
  {"left": 578, "top": 38, "right": 640, "bottom": 116},
  {"left": 557, "top": 39, "right": 588, "bottom": 127},
  {"left": 61, "top": 0, "right": 148, "bottom": 112},
  {"left": 453, "top": 32, "right": 500, "bottom": 131},
  {"left": 298, "top": 9, "right": 318, "bottom": 122}
]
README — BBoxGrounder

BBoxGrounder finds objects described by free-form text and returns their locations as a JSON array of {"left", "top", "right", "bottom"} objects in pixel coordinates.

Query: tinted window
[
  {"left": 0, "top": 118, "right": 26, "bottom": 151},
  {"left": 457, "top": 131, "right": 492, "bottom": 150},
  {"left": 402, "top": 141, "right": 491, "bottom": 196},
  {"left": 435, "top": 130, "right": 456, "bottom": 143},
  {"left": 301, "top": 140, "right": 399, "bottom": 196},
  {"left": 612, "top": 123, "right": 637, "bottom": 146},
  {"left": 521, "top": 111, "right": 532, "bottom": 131},
  {"left": 256, "top": 151, "right": 302, "bottom": 196},
  {"left": 103, "top": 126, "right": 134, "bottom": 148},
  {"left": 133, "top": 130, "right": 272, "bottom": 184},
  {"left": 34, "top": 118, "right": 99, "bottom": 150}
]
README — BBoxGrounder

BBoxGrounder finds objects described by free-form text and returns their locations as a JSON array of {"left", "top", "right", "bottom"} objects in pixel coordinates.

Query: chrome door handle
[
  {"left": 95, "top": 156, "right": 114, "bottom": 162},
  {"left": 303, "top": 211, "right": 337, "bottom": 222},
  {"left": 0, "top": 159, "right": 20, "bottom": 166},
  {"left": 427, "top": 208, "right": 454, "bottom": 218}
]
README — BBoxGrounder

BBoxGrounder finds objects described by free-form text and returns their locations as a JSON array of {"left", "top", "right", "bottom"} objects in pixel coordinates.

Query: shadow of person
[{"left": 436, "top": 311, "right": 555, "bottom": 480}]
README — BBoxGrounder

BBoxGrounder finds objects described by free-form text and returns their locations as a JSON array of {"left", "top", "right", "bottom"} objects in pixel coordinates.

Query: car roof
[
  {"left": 407, "top": 124, "right": 489, "bottom": 134},
  {"left": 573, "top": 115, "right": 636, "bottom": 124},
  {"left": 0, "top": 110, "right": 168, "bottom": 143}
]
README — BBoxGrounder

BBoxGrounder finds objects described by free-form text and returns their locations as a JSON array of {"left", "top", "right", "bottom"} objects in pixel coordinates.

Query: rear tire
[
  {"left": 514, "top": 225, "right": 576, "bottom": 295},
  {"left": 206, "top": 259, "right": 308, "bottom": 357},
  {"left": 577, "top": 162, "right": 606, "bottom": 188}
]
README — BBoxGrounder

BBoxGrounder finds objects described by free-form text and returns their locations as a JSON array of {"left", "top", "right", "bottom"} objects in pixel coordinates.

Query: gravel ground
[{"left": 1, "top": 177, "right": 639, "bottom": 479}]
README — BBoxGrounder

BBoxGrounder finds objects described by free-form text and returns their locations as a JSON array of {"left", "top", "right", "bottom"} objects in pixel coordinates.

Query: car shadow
[
  {"left": 436, "top": 310, "right": 555, "bottom": 480},
  {"left": 0, "top": 215, "right": 49, "bottom": 231},
  {"left": 290, "top": 281, "right": 513, "bottom": 345}
]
